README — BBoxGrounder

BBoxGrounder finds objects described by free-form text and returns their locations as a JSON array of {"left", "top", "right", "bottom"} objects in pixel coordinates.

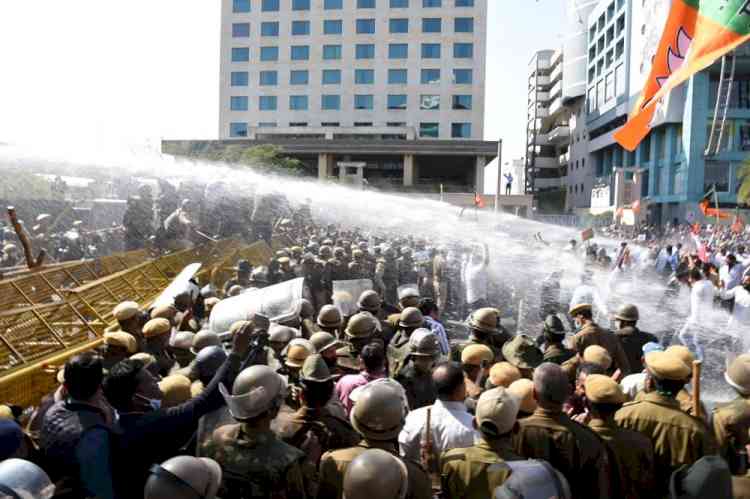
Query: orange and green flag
[{"left": 615, "top": 0, "right": 750, "bottom": 151}]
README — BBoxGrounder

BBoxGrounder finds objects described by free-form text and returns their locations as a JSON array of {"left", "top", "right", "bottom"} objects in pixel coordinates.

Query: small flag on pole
[{"left": 474, "top": 193, "right": 485, "bottom": 209}]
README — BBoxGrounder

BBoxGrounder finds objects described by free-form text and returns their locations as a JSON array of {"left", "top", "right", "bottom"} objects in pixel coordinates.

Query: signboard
[
  {"left": 581, "top": 228, "right": 594, "bottom": 241},
  {"left": 337, "top": 162, "right": 366, "bottom": 169}
]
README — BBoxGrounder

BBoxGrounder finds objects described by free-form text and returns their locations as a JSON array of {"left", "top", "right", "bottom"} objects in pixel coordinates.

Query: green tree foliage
[
  {"left": 739, "top": 159, "right": 750, "bottom": 206},
  {"left": 198, "top": 144, "right": 303, "bottom": 176},
  {"left": 0, "top": 170, "right": 59, "bottom": 201}
]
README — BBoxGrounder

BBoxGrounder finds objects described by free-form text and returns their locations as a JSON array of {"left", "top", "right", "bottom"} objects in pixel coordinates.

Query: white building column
[
  {"left": 403, "top": 154, "right": 415, "bottom": 187},
  {"left": 474, "top": 156, "right": 486, "bottom": 194},
  {"left": 317, "top": 153, "right": 331, "bottom": 180}
]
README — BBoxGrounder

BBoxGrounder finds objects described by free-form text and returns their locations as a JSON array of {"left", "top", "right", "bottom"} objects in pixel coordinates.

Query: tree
[
  {"left": 739, "top": 159, "right": 750, "bottom": 206},
  {"left": 196, "top": 144, "right": 303, "bottom": 176}
]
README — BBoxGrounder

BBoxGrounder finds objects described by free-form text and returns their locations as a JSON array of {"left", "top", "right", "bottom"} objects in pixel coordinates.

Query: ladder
[{"left": 705, "top": 50, "right": 736, "bottom": 156}]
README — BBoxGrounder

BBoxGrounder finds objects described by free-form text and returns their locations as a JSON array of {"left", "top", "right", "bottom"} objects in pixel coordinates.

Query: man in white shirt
[
  {"left": 719, "top": 274, "right": 750, "bottom": 351},
  {"left": 398, "top": 361, "right": 478, "bottom": 469},
  {"left": 620, "top": 341, "right": 664, "bottom": 399},
  {"left": 463, "top": 243, "right": 489, "bottom": 310},
  {"left": 569, "top": 271, "right": 608, "bottom": 325},
  {"left": 678, "top": 267, "right": 716, "bottom": 360}
]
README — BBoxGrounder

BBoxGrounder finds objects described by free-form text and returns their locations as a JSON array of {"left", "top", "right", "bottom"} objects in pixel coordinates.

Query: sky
[{"left": 0, "top": 0, "right": 565, "bottom": 189}]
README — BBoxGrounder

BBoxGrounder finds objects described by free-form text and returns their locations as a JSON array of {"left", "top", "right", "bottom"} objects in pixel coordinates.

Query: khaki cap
[
  {"left": 725, "top": 354, "right": 750, "bottom": 395},
  {"left": 645, "top": 351, "right": 691, "bottom": 381},
  {"left": 665, "top": 345, "right": 695, "bottom": 373},
  {"left": 278, "top": 257, "right": 290, "bottom": 265},
  {"left": 569, "top": 303, "right": 592, "bottom": 316},
  {"left": 501, "top": 334, "right": 543, "bottom": 369},
  {"left": 190, "top": 380, "right": 205, "bottom": 398},
  {"left": 489, "top": 362, "right": 521, "bottom": 388},
  {"left": 158, "top": 375, "right": 192, "bottom": 408},
  {"left": 583, "top": 345, "right": 612, "bottom": 370},
  {"left": 150, "top": 305, "right": 177, "bottom": 321},
  {"left": 143, "top": 318, "right": 171, "bottom": 338},
  {"left": 130, "top": 352, "right": 157, "bottom": 369},
  {"left": 113, "top": 301, "right": 139, "bottom": 321},
  {"left": 475, "top": 387, "right": 520, "bottom": 436},
  {"left": 507, "top": 378, "right": 537, "bottom": 414},
  {"left": 285, "top": 343, "right": 312, "bottom": 368},
  {"left": 0, "top": 405, "right": 13, "bottom": 421},
  {"left": 104, "top": 331, "right": 138, "bottom": 353},
  {"left": 584, "top": 374, "right": 625, "bottom": 404},
  {"left": 300, "top": 354, "right": 336, "bottom": 382},
  {"left": 461, "top": 344, "right": 494, "bottom": 367}
]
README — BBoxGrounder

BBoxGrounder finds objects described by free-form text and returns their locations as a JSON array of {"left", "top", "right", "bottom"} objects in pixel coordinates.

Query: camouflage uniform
[
  {"left": 441, "top": 438, "right": 521, "bottom": 499},
  {"left": 387, "top": 331, "right": 412, "bottom": 378},
  {"left": 202, "top": 424, "right": 313, "bottom": 499}
]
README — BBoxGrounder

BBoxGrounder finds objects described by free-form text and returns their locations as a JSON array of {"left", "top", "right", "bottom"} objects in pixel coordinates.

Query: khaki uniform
[
  {"left": 203, "top": 424, "right": 313, "bottom": 499},
  {"left": 570, "top": 322, "right": 631, "bottom": 376},
  {"left": 588, "top": 417, "right": 655, "bottom": 499},
  {"left": 712, "top": 396, "right": 750, "bottom": 469},
  {"left": 512, "top": 407, "right": 611, "bottom": 498},
  {"left": 387, "top": 331, "right": 412, "bottom": 377},
  {"left": 275, "top": 406, "right": 361, "bottom": 458},
  {"left": 452, "top": 331, "right": 511, "bottom": 365},
  {"left": 734, "top": 472, "right": 750, "bottom": 499},
  {"left": 542, "top": 343, "right": 575, "bottom": 365},
  {"left": 633, "top": 388, "right": 706, "bottom": 419},
  {"left": 335, "top": 343, "right": 361, "bottom": 376},
  {"left": 318, "top": 440, "right": 431, "bottom": 499},
  {"left": 615, "top": 391, "right": 716, "bottom": 497},
  {"left": 440, "top": 438, "right": 520, "bottom": 499}
]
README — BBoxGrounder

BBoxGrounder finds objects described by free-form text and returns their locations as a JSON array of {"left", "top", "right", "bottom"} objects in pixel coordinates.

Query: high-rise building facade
[{"left": 219, "top": 0, "right": 487, "bottom": 140}]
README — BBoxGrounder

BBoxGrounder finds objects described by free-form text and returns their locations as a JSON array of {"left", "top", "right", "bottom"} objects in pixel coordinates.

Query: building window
[
  {"left": 451, "top": 122, "right": 471, "bottom": 138},
  {"left": 259, "top": 96, "right": 277, "bottom": 110},
  {"left": 356, "top": 19, "right": 376, "bottom": 34},
  {"left": 292, "top": 21, "right": 310, "bottom": 35},
  {"left": 232, "top": 23, "right": 250, "bottom": 37},
  {"left": 355, "top": 69, "right": 375, "bottom": 84},
  {"left": 325, "top": 0, "right": 343, "bottom": 8},
  {"left": 421, "top": 43, "right": 441, "bottom": 58},
  {"left": 422, "top": 18, "right": 442, "bottom": 33},
  {"left": 454, "top": 42, "right": 473, "bottom": 58},
  {"left": 291, "top": 45, "right": 310, "bottom": 60},
  {"left": 421, "top": 68, "right": 440, "bottom": 84},
  {"left": 388, "top": 43, "right": 408, "bottom": 58},
  {"left": 292, "top": 0, "right": 310, "bottom": 10},
  {"left": 322, "top": 94, "right": 341, "bottom": 110},
  {"left": 388, "top": 121, "right": 406, "bottom": 126},
  {"left": 455, "top": 0, "right": 473, "bottom": 5},
  {"left": 453, "top": 68, "right": 472, "bottom": 84},
  {"left": 261, "top": 22, "right": 279, "bottom": 36},
  {"left": 323, "top": 44, "right": 342, "bottom": 59},
  {"left": 391, "top": 0, "right": 409, "bottom": 6},
  {"left": 388, "top": 69, "right": 408, "bottom": 84},
  {"left": 231, "top": 47, "right": 249, "bottom": 62},
  {"left": 258, "top": 122, "right": 277, "bottom": 127},
  {"left": 354, "top": 122, "right": 372, "bottom": 126},
  {"left": 231, "top": 71, "right": 249, "bottom": 86},
  {"left": 420, "top": 122, "right": 439, "bottom": 137},
  {"left": 358, "top": 0, "right": 376, "bottom": 7},
  {"left": 423, "top": 0, "right": 441, "bottom": 6},
  {"left": 289, "top": 95, "right": 309, "bottom": 110},
  {"left": 388, "top": 94, "right": 407, "bottom": 110},
  {"left": 356, "top": 44, "right": 375, "bottom": 59},
  {"left": 230, "top": 96, "right": 249, "bottom": 111},
  {"left": 389, "top": 18, "right": 409, "bottom": 33},
  {"left": 322, "top": 122, "right": 340, "bottom": 126},
  {"left": 420, "top": 94, "right": 440, "bottom": 110},
  {"left": 262, "top": 0, "right": 279, "bottom": 11},
  {"left": 233, "top": 0, "right": 250, "bottom": 12},
  {"left": 290, "top": 70, "right": 309, "bottom": 85},
  {"left": 260, "top": 46, "right": 278, "bottom": 61},
  {"left": 324, "top": 20, "right": 343, "bottom": 34},
  {"left": 289, "top": 122, "right": 308, "bottom": 127},
  {"left": 322, "top": 69, "right": 341, "bottom": 84},
  {"left": 259, "top": 70, "right": 278, "bottom": 86},
  {"left": 452, "top": 94, "right": 472, "bottom": 109},
  {"left": 230, "top": 122, "right": 248, "bottom": 137},
  {"left": 454, "top": 17, "right": 473, "bottom": 32},
  {"left": 354, "top": 94, "right": 374, "bottom": 109}
]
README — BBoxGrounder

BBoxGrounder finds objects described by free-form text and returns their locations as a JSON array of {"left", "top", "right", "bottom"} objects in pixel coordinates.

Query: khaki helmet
[
  {"left": 357, "top": 290, "right": 381, "bottom": 313},
  {"left": 220, "top": 365, "right": 286, "bottom": 420},
  {"left": 468, "top": 308, "right": 500, "bottom": 334},
  {"left": 725, "top": 354, "right": 750, "bottom": 395},
  {"left": 269, "top": 324, "right": 297, "bottom": 344},
  {"left": 317, "top": 304, "right": 343, "bottom": 329},
  {"left": 319, "top": 245, "right": 333, "bottom": 259},
  {"left": 343, "top": 449, "right": 408, "bottom": 499},
  {"left": 614, "top": 304, "right": 639, "bottom": 322},
  {"left": 0, "top": 458, "right": 55, "bottom": 499},
  {"left": 352, "top": 249, "right": 364, "bottom": 259},
  {"left": 333, "top": 247, "right": 346, "bottom": 259},
  {"left": 300, "top": 354, "right": 336, "bottom": 383},
  {"left": 285, "top": 343, "right": 313, "bottom": 368},
  {"left": 310, "top": 331, "right": 341, "bottom": 353},
  {"left": 345, "top": 312, "right": 377, "bottom": 339},
  {"left": 350, "top": 381, "right": 407, "bottom": 440},
  {"left": 190, "top": 330, "right": 221, "bottom": 355},
  {"left": 543, "top": 315, "right": 565, "bottom": 335},
  {"left": 408, "top": 328, "right": 440, "bottom": 357},
  {"left": 501, "top": 334, "right": 543, "bottom": 370},
  {"left": 145, "top": 456, "right": 222, "bottom": 499},
  {"left": 398, "top": 307, "right": 423, "bottom": 329}
]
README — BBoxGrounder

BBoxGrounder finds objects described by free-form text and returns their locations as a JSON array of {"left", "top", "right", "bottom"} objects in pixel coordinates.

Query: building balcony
[
  {"left": 533, "top": 75, "right": 551, "bottom": 86},
  {"left": 558, "top": 152, "right": 569, "bottom": 166},
  {"left": 551, "top": 49, "right": 563, "bottom": 68},
  {"left": 549, "top": 97, "right": 563, "bottom": 117},
  {"left": 533, "top": 177, "right": 562, "bottom": 190},
  {"left": 534, "top": 107, "right": 549, "bottom": 119},
  {"left": 530, "top": 91, "right": 549, "bottom": 102},
  {"left": 550, "top": 63, "right": 563, "bottom": 84},
  {"left": 528, "top": 132, "right": 550, "bottom": 145},
  {"left": 548, "top": 124, "right": 570, "bottom": 143},
  {"left": 533, "top": 156, "right": 559, "bottom": 169}
]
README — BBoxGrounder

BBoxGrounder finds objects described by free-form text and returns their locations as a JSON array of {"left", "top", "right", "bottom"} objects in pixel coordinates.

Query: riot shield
[
  {"left": 333, "top": 279, "right": 373, "bottom": 318},
  {"left": 209, "top": 277, "right": 305, "bottom": 333},
  {"left": 152, "top": 263, "right": 202, "bottom": 309}
]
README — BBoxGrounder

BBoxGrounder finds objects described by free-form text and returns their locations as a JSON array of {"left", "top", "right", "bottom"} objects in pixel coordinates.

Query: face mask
[{"left": 136, "top": 394, "right": 162, "bottom": 411}]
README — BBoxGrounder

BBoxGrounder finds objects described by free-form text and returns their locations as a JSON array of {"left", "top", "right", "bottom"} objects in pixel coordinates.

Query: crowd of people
[{"left": 1, "top": 192, "right": 750, "bottom": 498}]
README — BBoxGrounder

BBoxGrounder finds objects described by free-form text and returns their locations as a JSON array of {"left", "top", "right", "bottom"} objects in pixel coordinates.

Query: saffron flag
[
  {"left": 474, "top": 193, "right": 485, "bottom": 208},
  {"left": 699, "top": 198, "right": 732, "bottom": 219},
  {"left": 615, "top": 0, "right": 750, "bottom": 151},
  {"left": 631, "top": 199, "right": 642, "bottom": 214}
]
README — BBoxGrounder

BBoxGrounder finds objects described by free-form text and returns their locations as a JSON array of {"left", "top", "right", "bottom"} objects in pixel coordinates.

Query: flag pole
[{"left": 713, "top": 183, "right": 720, "bottom": 226}]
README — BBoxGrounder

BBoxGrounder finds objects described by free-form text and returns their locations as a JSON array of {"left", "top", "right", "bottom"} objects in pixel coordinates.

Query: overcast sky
[{"left": 0, "top": 0, "right": 565, "bottom": 190}]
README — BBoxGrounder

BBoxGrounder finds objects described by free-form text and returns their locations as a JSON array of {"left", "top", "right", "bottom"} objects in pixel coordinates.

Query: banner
[
  {"left": 615, "top": 0, "right": 750, "bottom": 151},
  {"left": 581, "top": 228, "right": 595, "bottom": 241}
]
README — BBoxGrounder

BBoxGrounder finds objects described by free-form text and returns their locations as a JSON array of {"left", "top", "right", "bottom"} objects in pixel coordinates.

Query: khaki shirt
[
  {"left": 570, "top": 322, "right": 631, "bottom": 375},
  {"left": 512, "top": 407, "right": 611, "bottom": 498},
  {"left": 712, "top": 396, "right": 750, "bottom": 466},
  {"left": 440, "top": 437, "right": 520, "bottom": 499},
  {"left": 542, "top": 343, "right": 575, "bottom": 365},
  {"left": 615, "top": 392, "right": 717, "bottom": 497},
  {"left": 588, "top": 417, "right": 655, "bottom": 499}
]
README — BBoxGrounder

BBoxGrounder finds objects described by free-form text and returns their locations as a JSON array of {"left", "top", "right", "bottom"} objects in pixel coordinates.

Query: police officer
[
  {"left": 454, "top": 308, "right": 512, "bottom": 363},
  {"left": 375, "top": 247, "right": 399, "bottom": 306},
  {"left": 317, "top": 305, "right": 343, "bottom": 337},
  {"left": 539, "top": 315, "right": 575, "bottom": 365},
  {"left": 394, "top": 329, "right": 440, "bottom": 410},
  {"left": 223, "top": 260, "right": 252, "bottom": 296},
  {"left": 613, "top": 304, "right": 658, "bottom": 372},
  {"left": 318, "top": 381, "right": 431, "bottom": 499},
  {"left": 387, "top": 307, "right": 425, "bottom": 377},
  {"left": 113, "top": 301, "right": 146, "bottom": 347},
  {"left": 713, "top": 354, "right": 750, "bottom": 474},
  {"left": 441, "top": 387, "right": 522, "bottom": 498},
  {"left": 501, "top": 334, "right": 543, "bottom": 379},
  {"left": 343, "top": 449, "right": 409, "bottom": 499},
  {"left": 203, "top": 365, "right": 315, "bottom": 498},
  {"left": 461, "top": 344, "right": 494, "bottom": 410},
  {"left": 144, "top": 456, "right": 222, "bottom": 499},
  {"left": 336, "top": 312, "right": 377, "bottom": 375},
  {"left": 397, "top": 247, "right": 418, "bottom": 286},
  {"left": 615, "top": 350, "right": 716, "bottom": 497},
  {"left": 568, "top": 303, "right": 630, "bottom": 377},
  {"left": 0, "top": 458, "right": 55, "bottom": 499},
  {"left": 142, "top": 318, "right": 175, "bottom": 377}
]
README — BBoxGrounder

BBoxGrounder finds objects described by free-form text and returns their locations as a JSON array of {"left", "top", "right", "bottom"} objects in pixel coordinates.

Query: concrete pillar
[
  {"left": 317, "top": 153, "right": 331, "bottom": 180},
  {"left": 474, "top": 156, "right": 486, "bottom": 194},
  {"left": 403, "top": 154, "right": 415, "bottom": 187}
]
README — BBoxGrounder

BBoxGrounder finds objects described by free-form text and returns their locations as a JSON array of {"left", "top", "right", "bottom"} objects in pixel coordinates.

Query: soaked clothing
[
  {"left": 570, "top": 322, "right": 631, "bottom": 376},
  {"left": 615, "top": 326, "right": 658, "bottom": 373},
  {"left": 440, "top": 437, "right": 521, "bottom": 499}
]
